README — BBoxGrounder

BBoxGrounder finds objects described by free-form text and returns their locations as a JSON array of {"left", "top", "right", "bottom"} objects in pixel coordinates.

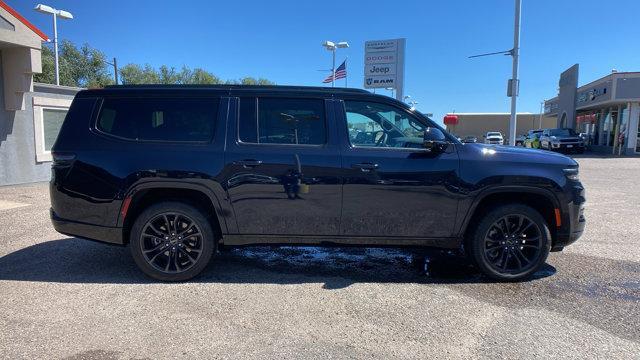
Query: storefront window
[{"left": 618, "top": 104, "right": 628, "bottom": 151}]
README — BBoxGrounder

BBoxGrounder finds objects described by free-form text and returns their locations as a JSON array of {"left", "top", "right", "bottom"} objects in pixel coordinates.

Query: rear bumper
[{"left": 50, "top": 208, "right": 124, "bottom": 245}]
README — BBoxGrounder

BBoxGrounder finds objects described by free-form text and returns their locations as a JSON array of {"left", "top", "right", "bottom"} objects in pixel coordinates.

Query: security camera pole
[{"left": 34, "top": 4, "right": 74, "bottom": 86}]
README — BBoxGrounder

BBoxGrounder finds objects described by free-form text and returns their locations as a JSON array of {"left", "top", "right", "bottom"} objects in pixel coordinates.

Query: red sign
[{"left": 444, "top": 114, "right": 458, "bottom": 125}]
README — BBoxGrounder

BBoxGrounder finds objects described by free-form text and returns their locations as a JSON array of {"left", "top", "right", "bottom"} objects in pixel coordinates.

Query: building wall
[
  {"left": 445, "top": 114, "right": 557, "bottom": 140},
  {"left": 0, "top": 75, "right": 79, "bottom": 185}
]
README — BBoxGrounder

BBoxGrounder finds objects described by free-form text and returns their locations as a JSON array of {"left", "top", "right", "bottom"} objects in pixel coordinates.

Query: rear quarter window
[{"left": 96, "top": 97, "right": 218, "bottom": 142}]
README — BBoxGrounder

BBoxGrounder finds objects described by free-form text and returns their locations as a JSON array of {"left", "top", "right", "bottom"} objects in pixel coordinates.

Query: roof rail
[{"left": 102, "top": 84, "right": 370, "bottom": 94}]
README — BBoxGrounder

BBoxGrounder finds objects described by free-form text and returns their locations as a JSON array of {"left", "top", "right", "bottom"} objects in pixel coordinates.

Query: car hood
[{"left": 462, "top": 143, "right": 577, "bottom": 166}]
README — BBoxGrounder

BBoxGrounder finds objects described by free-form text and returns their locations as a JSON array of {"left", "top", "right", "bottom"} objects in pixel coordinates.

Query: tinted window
[
  {"left": 239, "top": 98, "right": 326, "bottom": 145},
  {"left": 97, "top": 98, "right": 217, "bottom": 142},
  {"left": 345, "top": 101, "right": 426, "bottom": 149}
]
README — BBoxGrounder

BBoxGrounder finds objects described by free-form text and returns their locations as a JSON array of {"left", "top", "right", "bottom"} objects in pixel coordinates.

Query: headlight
[{"left": 563, "top": 168, "right": 579, "bottom": 181}]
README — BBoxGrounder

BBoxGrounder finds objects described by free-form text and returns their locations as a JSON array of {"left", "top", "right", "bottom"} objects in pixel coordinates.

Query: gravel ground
[{"left": 0, "top": 156, "right": 639, "bottom": 359}]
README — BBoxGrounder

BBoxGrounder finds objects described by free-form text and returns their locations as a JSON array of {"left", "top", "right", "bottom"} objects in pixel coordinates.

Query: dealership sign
[{"left": 364, "top": 38, "right": 405, "bottom": 99}]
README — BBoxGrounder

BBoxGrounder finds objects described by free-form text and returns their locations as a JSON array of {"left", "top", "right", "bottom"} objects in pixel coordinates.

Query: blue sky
[{"left": 10, "top": 0, "right": 640, "bottom": 123}]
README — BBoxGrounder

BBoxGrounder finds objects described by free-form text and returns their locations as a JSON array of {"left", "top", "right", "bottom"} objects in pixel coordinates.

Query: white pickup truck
[{"left": 484, "top": 131, "right": 504, "bottom": 145}]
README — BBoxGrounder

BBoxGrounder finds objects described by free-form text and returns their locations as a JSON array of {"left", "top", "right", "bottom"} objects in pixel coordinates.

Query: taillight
[
  {"left": 52, "top": 152, "right": 76, "bottom": 168},
  {"left": 52, "top": 152, "right": 76, "bottom": 162}
]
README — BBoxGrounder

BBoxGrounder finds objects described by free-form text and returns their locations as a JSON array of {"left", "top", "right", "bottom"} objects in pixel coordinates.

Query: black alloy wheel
[
  {"left": 130, "top": 202, "right": 214, "bottom": 281},
  {"left": 140, "top": 212, "right": 203, "bottom": 273},
  {"left": 483, "top": 214, "right": 542, "bottom": 274},
  {"left": 469, "top": 204, "right": 551, "bottom": 281}
]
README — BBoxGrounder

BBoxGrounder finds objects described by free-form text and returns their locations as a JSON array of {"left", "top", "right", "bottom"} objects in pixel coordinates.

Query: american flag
[{"left": 322, "top": 60, "right": 347, "bottom": 83}]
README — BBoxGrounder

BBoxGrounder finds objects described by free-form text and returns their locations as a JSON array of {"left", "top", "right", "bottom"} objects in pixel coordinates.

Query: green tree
[
  {"left": 34, "top": 40, "right": 113, "bottom": 87},
  {"left": 226, "top": 77, "right": 275, "bottom": 85},
  {"left": 186, "top": 68, "right": 222, "bottom": 84},
  {"left": 119, "top": 64, "right": 159, "bottom": 84}
]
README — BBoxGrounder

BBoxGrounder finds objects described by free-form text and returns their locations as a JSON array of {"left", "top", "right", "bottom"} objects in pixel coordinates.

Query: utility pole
[
  {"left": 105, "top": 57, "right": 119, "bottom": 85},
  {"left": 508, "top": 0, "right": 522, "bottom": 146},
  {"left": 468, "top": 0, "right": 522, "bottom": 146},
  {"left": 539, "top": 100, "right": 544, "bottom": 129}
]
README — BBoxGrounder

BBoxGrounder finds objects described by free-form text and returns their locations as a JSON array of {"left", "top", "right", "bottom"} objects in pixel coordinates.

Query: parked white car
[{"left": 484, "top": 131, "right": 504, "bottom": 145}]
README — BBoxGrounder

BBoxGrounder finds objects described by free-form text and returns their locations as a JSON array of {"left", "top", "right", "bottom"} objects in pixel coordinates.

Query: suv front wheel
[
  {"left": 468, "top": 204, "right": 551, "bottom": 281},
  {"left": 130, "top": 201, "right": 215, "bottom": 281}
]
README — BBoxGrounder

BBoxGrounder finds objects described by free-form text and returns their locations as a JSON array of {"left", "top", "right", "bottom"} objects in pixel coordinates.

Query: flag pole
[{"left": 345, "top": 57, "right": 348, "bottom": 87}]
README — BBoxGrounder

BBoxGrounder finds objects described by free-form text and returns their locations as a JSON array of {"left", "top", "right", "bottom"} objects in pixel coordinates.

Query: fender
[
  {"left": 455, "top": 185, "right": 562, "bottom": 238},
  {"left": 116, "top": 180, "right": 233, "bottom": 234}
]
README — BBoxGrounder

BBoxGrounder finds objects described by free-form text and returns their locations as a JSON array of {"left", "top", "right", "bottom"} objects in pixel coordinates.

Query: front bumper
[
  {"left": 50, "top": 208, "right": 124, "bottom": 245},
  {"left": 551, "top": 142, "right": 585, "bottom": 151},
  {"left": 552, "top": 183, "right": 586, "bottom": 251}
]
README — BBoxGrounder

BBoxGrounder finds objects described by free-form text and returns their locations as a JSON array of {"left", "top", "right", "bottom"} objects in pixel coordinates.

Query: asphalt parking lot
[{"left": 0, "top": 156, "right": 639, "bottom": 359}]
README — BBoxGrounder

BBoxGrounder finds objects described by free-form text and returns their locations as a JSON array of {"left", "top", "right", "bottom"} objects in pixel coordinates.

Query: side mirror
[{"left": 423, "top": 127, "right": 448, "bottom": 152}]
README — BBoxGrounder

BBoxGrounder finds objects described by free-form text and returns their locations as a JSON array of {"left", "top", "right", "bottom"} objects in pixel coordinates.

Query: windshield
[
  {"left": 487, "top": 132, "right": 501, "bottom": 137},
  {"left": 548, "top": 128, "right": 577, "bottom": 136}
]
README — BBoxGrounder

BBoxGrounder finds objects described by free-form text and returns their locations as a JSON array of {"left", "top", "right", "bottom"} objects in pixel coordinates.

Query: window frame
[
  {"left": 236, "top": 96, "right": 330, "bottom": 148},
  {"left": 32, "top": 96, "right": 72, "bottom": 162},
  {"left": 341, "top": 99, "right": 433, "bottom": 152},
  {"left": 91, "top": 96, "right": 220, "bottom": 144}
]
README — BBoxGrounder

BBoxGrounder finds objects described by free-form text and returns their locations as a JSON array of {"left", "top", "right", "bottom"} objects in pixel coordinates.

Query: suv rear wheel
[
  {"left": 130, "top": 201, "right": 214, "bottom": 281},
  {"left": 468, "top": 204, "right": 551, "bottom": 281}
]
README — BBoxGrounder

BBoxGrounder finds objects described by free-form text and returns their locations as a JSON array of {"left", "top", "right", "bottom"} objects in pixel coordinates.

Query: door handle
[
  {"left": 234, "top": 159, "right": 263, "bottom": 168},
  {"left": 352, "top": 162, "right": 379, "bottom": 172}
]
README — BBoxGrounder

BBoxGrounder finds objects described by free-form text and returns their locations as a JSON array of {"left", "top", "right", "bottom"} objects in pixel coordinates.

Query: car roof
[{"left": 77, "top": 84, "right": 371, "bottom": 98}]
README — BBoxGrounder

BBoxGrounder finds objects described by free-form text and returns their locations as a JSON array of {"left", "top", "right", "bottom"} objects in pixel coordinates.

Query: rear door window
[
  {"left": 96, "top": 97, "right": 218, "bottom": 142},
  {"left": 238, "top": 97, "right": 326, "bottom": 145}
]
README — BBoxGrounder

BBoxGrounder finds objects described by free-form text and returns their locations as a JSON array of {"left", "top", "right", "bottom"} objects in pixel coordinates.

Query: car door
[
  {"left": 222, "top": 96, "right": 342, "bottom": 236},
  {"left": 336, "top": 99, "right": 460, "bottom": 238}
]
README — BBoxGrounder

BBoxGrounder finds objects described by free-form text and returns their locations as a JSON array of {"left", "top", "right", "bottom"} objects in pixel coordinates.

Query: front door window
[{"left": 345, "top": 101, "right": 426, "bottom": 149}]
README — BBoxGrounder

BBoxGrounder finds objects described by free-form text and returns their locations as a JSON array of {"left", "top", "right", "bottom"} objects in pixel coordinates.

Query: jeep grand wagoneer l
[{"left": 50, "top": 85, "right": 586, "bottom": 281}]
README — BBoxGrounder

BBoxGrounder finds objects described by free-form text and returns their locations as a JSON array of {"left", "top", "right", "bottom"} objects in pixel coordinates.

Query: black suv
[
  {"left": 50, "top": 85, "right": 586, "bottom": 281},
  {"left": 539, "top": 128, "right": 585, "bottom": 153}
]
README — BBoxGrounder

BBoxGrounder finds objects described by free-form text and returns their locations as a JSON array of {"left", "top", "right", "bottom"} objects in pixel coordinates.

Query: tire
[
  {"left": 467, "top": 204, "right": 551, "bottom": 281},
  {"left": 130, "top": 201, "right": 215, "bottom": 281}
]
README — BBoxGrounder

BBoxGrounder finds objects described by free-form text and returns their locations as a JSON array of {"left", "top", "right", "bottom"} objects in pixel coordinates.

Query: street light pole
[
  {"left": 331, "top": 48, "right": 336, "bottom": 88},
  {"left": 52, "top": 12, "right": 59, "bottom": 85},
  {"left": 539, "top": 100, "right": 544, "bottom": 129},
  {"left": 508, "top": 0, "right": 522, "bottom": 146},
  {"left": 34, "top": 4, "right": 73, "bottom": 86},
  {"left": 322, "top": 41, "right": 349, "bottom": 88}
]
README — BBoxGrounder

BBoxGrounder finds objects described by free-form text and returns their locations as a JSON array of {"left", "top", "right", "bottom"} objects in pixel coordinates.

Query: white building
[{"left": 545, "top": 65, "right": 640, "bottom": 155}]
